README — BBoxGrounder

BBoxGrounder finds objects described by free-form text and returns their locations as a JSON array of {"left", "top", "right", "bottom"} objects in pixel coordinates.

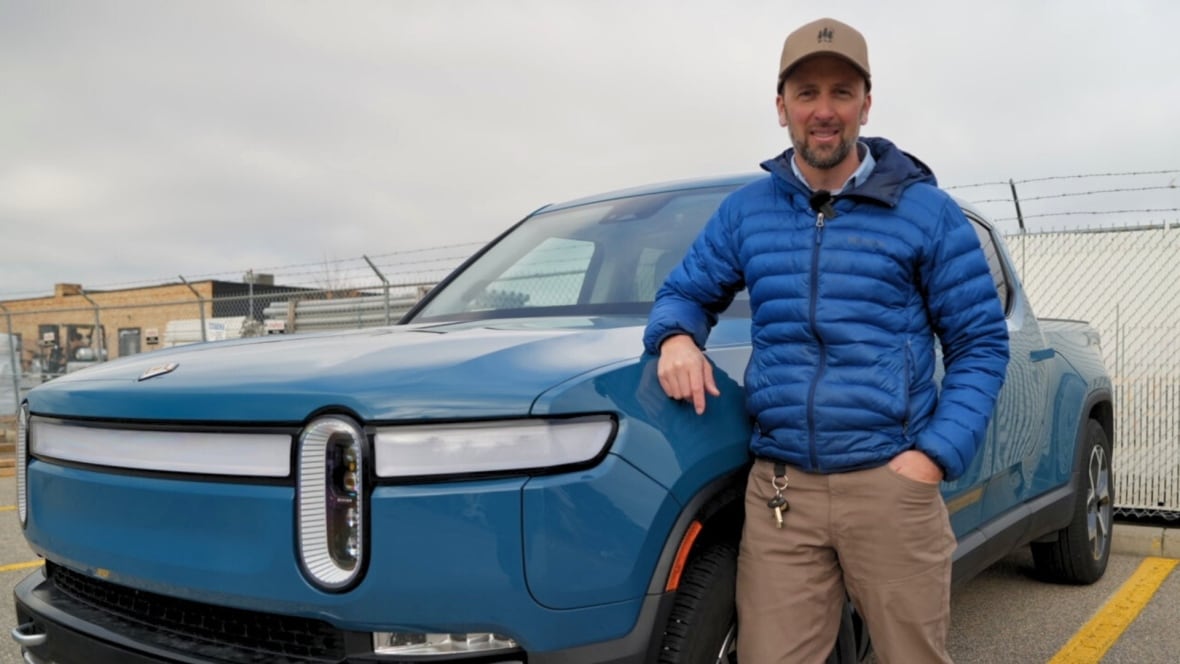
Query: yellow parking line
[
  {"left": 1049, "top": 556, "right": 1179, "bottom": 663},
  {"left": 0, "top": 560, "right": 42, "bottom": 573},
  {"left": 0, "top": 505, "right": 15, "bottom": 512}
]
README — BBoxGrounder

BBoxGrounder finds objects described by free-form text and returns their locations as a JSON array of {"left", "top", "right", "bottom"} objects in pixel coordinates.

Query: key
[{"left": 767, "top": 493, "right": 788, "bottom": 528}]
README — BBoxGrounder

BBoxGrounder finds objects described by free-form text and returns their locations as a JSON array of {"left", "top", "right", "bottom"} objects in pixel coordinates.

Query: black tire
[
  {"left": 658, "top": 543, "right": 739, "bottom": 664},
  {"left": 1031, "top": 419, "right": 1114, "bottom": 584},
  {"left": 657, "top": 542, "right": 865, "bottom": 663}
]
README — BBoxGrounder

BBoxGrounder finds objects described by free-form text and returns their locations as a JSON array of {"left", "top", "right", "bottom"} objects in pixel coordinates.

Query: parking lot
[
  {"left": 0, "top": 473, "right": 1175, "bottom": 663},
  {"left": 921, "top": 546, "right": 1178, "bottom": 663}
]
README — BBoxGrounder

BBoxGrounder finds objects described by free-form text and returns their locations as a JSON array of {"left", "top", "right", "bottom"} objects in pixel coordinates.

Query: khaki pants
[{"left": 736, "top": 459, "right": 956, "bottom": 664}]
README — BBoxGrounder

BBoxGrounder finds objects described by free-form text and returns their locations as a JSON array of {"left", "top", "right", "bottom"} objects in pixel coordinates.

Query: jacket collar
[{"left": 760, "top": 136, "right": 937, "bottom": 208}]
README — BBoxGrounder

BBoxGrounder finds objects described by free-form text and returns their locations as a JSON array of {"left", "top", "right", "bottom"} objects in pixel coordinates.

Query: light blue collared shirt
[{"left": 790, "top": 141, "right": 875, "bottom": 194}]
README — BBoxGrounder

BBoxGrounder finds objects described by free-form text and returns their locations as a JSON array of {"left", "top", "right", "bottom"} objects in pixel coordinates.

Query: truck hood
[{"left": 26, "top": 318, "right": 649, "bottom": 422}]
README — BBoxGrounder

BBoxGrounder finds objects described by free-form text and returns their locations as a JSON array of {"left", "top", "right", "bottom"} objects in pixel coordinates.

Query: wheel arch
[
  {"left": 1087, "top": 391, "right": 1114, "bottom": 449},
  {"left": 631, "top": 466, "right": 746, "bottom": 663},
  {"left": 1074, "top": 388, "right": 1114, "bottom": 479},
  {"left": 646, "top": 466, "right": 748, "bottom": 597}
]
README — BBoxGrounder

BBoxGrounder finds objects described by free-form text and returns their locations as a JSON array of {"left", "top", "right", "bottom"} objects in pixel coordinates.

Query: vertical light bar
[
  {"left": 297, "top": 416, "right": 366, "bottom": 591},
  {"left": 16, "top": 403, "right": 29, "bottom": 526}
]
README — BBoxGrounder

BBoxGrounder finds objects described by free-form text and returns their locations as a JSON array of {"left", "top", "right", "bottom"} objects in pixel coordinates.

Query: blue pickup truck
[{"left": 13, "top": 174, "right": 1113, "bottom": 663}]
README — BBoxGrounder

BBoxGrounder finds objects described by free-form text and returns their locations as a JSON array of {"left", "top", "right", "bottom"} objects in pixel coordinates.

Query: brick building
[{"left": 0, "top": 279, "right": 310, "bottom": 376}]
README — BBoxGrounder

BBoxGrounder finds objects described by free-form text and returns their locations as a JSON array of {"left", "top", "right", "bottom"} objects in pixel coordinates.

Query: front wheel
[
  {"left": 1031, "top": 419, "right": 1114, "bottom": 584},
  {"left": 658, "top": 543, "right": 738, "bottom": 663},
  {"left": 657, "top": 542, "right": 865, "bottom": 663}
]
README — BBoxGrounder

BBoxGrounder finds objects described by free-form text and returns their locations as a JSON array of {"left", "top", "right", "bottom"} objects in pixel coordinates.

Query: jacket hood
[{"left": 759, "top": 136, "right": 937, "bottom": 207}]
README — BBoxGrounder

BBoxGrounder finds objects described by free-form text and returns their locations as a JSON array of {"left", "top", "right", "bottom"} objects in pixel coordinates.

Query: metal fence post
[
  {"left": 362, "top": 255, "right": 392, "bottom": 326},
  {"left": 0, "top": 303, "right": 21, "bottom": 414},
  {"left": 1009, "top": 178, "right": 1027, "bottom": 277},
  {"left": 78, "top": 290, "right": 107, "bottom": 364},
  {"left": 245, "top": 269, "right": 256, "bottom": 322},
  {"left": 178, "top": 276, "right": 208, "bottom": 343}
]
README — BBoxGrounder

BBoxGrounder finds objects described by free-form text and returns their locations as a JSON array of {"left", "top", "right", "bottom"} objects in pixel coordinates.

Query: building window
[{"left": 118, "top": 328, "right": 142, "bottom": 358}]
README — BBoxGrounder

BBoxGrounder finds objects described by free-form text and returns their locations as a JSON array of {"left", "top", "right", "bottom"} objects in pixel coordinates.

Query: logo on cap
[{"left": 779, "top": 18, "right": 871, "bottom": 86}]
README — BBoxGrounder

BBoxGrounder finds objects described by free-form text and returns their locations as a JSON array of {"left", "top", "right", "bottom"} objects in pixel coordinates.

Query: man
[{"left": 643, "top": 17, "right": 1009, "bottom": 664}]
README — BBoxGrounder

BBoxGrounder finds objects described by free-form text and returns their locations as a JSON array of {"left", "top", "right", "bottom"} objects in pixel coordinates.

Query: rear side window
[{"left": 968, "top": 218, "right": 1011, "bottom": 315}]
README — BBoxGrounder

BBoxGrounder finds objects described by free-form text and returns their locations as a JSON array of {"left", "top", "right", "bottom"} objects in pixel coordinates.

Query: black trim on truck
[{"left": 14, "top": 566, "right": 680, "bottom": 664}]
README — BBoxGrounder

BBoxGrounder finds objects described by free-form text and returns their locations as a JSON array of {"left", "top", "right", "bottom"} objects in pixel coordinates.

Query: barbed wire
[
  {"left": 1011, "top": 169, "right": 1180, "bottom": 185},
  {"left": 944, "top": 181, "right": 1011, "bottom": 190},
  {"left": 1015, "top": 185, "right": 1178, "bottom": 202},
  {"left": 945, "top": 169, "right": 1180, "bottom": 190},
  {"left": 171, "top": 241, "right": 487, "bottom": 283},
  {"left": 993, "top": 207, "right": 1180, "bottom": 222},
  {"left": 968, "top": 197, "right": 1019, "bottom": 204}
]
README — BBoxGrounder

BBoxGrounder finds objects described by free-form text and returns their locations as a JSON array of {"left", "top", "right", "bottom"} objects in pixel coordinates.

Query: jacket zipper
[
  {"left": 806, "top": 211, "right": 827, "bottom": 470},
  {"left": 902, "top": 338, "right": 913, "bottom": 441}
]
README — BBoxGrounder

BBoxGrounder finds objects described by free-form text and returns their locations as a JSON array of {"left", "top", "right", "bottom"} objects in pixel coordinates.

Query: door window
[{"left": 969, "top": 219, "right": 1011, "bottom": 315}]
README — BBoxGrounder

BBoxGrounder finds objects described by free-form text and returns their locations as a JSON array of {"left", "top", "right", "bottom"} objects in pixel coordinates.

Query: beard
[{"left": 792, "top": 128, "right": 855, "bottom": 171}]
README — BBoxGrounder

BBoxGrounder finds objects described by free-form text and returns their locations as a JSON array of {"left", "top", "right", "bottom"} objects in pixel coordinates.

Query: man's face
[{"left": 776, "top": 56, "right": 871, "bottom": 172}]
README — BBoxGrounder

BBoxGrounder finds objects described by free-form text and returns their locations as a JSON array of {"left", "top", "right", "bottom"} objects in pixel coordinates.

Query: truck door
[{"left": 971, "top": 220, "right": 1052, "bottom": 525}]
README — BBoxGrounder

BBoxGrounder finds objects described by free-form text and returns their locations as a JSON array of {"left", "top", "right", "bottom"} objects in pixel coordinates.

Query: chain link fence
[
  {"left": 951, "top": 170, "right": 1180, "bottom": 520},
  {"left": 1007, "top": 227, "right": 1179, "bottom": 521},
  {"left": 3, "top": 172, "right": 1178, "bottom": 518}
]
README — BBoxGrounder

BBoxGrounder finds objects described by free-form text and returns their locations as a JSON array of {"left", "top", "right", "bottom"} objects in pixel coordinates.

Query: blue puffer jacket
[{"left": 643, "top": 137, "right": 1009, "bottom": 481}]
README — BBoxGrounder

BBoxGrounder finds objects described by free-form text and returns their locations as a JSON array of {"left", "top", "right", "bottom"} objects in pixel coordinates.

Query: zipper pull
[{"left": 809, "top": 189, "right": 835, "bottom": 246}]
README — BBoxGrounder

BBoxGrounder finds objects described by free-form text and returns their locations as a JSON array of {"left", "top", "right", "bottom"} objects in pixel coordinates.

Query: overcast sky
[{"left": 3, "top": 0, "right": 1178, "bottom": 298}]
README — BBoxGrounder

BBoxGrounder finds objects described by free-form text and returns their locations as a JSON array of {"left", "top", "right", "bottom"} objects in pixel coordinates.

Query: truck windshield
[{"left": 410, "top": 185, "right": 745, "bottom": 322}]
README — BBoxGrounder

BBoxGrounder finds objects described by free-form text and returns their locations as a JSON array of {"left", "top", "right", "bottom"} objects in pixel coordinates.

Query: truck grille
[{"left": 46, "top": 562, "right": 346, "bottom": 663}]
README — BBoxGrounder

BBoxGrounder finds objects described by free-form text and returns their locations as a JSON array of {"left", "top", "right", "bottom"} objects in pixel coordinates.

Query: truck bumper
[
  {"left": 14, "top": 568, "right": 208, "bottom": 664},
  {"left": 13, "top": 567, "right": 673, "bottom": 664}
]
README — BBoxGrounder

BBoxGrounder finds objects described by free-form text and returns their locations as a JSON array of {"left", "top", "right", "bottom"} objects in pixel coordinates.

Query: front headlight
[
  {"left": 16, "top": 402, "right": 28, "bottom": 526},
  {"left": 297, "top": 415, "right": 366, "bottom": 591},
  {"left": 374, "top": 416, "right": 615, "bottom": 479}
]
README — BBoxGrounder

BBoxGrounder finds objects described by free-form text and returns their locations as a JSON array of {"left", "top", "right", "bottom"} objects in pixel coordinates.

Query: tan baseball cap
[{"left": 779, "top": 17, "right": 871, "bottom": 86}]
